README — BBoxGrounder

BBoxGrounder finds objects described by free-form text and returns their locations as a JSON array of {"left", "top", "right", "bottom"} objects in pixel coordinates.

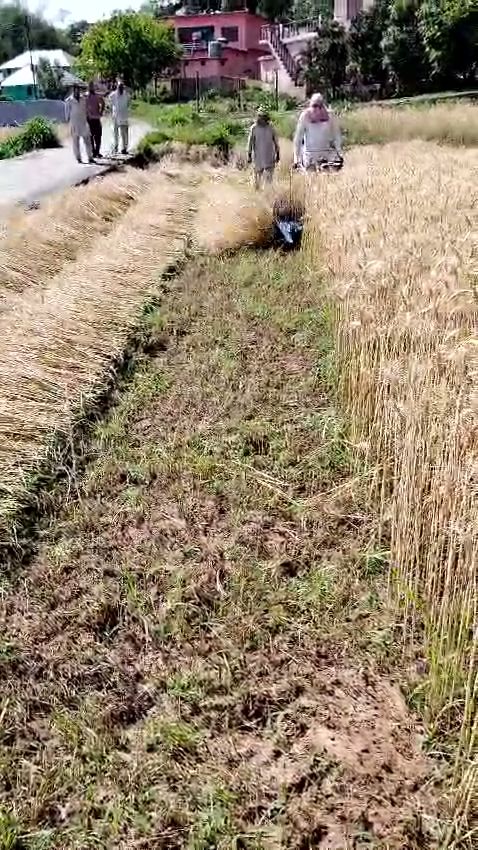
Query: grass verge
[
  {"left": 134, "top": 95, "right": 297, "bottom": 160},
  {"left": 0, "top": 116, "right": 59, "bottom": 160}
]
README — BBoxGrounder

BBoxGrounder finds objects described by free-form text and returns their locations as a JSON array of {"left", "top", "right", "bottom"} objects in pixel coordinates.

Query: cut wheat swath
[
  {"left": 306, "top": 140, "right": 478, "bottom": 840},
  {"left": 0, "top": 169, "right": 153, "bottom": 302},
  {"left": 0, "top": 166, "right": 197, "bottom": 547}
]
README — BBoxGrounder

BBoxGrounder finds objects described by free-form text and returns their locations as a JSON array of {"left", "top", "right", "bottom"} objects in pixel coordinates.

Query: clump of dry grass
[
  {"left": 344, "top": 102, "right": 478, "bottom": 146},
  {"left": 195, "top": 169, "right": 305, "bottom": 254},
  {"left": 0, "top": 165, "right": 197, "bottom": 545},
  {"left": 307, "top": 139, "right": 478, "bottom": 840},
  {"left": 0, "top": 126, "right": 21, "bottom": 142},
  {"left": 0, "top": 169, "right": 153, "bottom": 302}
]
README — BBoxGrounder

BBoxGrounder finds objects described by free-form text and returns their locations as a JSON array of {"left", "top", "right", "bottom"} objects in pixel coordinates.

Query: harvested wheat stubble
[
  {"left": 0, "top": 166, "right": 198, "bottom": 546},
  {"left": 0, "top": 168, "right": 153, "bottom": 301},
  {"left": 307, "top": 140, "right": 478, "bottom": 835}
]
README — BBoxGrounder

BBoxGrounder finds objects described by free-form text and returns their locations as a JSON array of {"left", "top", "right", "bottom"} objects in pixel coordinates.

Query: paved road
[{"left": 0, "top": 120, "right": 150, "bottom": 214}]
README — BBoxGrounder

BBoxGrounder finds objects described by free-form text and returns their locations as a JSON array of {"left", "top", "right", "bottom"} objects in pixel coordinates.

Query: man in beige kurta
[{"left": 247, "top": 108, "right": 280, "bottom": 189}]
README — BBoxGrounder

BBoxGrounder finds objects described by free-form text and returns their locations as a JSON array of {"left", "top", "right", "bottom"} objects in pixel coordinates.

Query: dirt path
[
  {"left": 0, "top": 250, "right": 438, "bottom": 849},
  {"left": 0, "top": 119, "right": 150, "bottom": 215}
]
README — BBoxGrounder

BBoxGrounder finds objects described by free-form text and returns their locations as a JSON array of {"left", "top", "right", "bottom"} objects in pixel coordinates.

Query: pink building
[{"left": 168, "top": 10, "right": 268, "bottom": 81}]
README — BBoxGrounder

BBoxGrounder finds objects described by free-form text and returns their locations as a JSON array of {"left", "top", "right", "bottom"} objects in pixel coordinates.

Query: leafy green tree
[
  {"left": 77, "top": 13, "right": 181, "bottom": 91},
  {"left": 292, "top": 0, "right": 333, "bottom": 21},
  {"left": 419, "top": 0, "right": 478, "bottom": 85},
  {"left": 258, "top": 0, "right": 294, "bottom": 21},
  {"left": 37, "top": 58, "right": 65, "bottom": 99},
  {"left": 0, "top": 1, "right": 70, "bottom": 66},
  {"left": 349, "top": 0, "right": 391, "bottom": 85},
  {"left": 382, "top": 0, "right": 431, "bottom": 94},
  {"left": 140, "top": 0, "right": 184, "bottom": 15},
  {"left": 303, "top": 18, "right": 348, "bottom": 98},
  {"left": 65, "top": 20, "right": 91, "bottom": 54}
]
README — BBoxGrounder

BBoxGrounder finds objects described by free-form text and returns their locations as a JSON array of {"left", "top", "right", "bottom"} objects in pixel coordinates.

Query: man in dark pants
[{"left": 86, "top": 81, "right": 104, "bottom": 158}]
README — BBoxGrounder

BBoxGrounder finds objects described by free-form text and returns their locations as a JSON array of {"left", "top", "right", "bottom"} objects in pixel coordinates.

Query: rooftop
[
  {"left": 0, "top": 65, "right": 83, "bottom": 89},
  {"left": 0, "top": 50, "right": 74, "bottom": 72}
]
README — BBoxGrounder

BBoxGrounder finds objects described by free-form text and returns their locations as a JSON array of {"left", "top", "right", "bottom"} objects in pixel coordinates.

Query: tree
[
  {"left": 0, "top": 1, "right": 70, "bottom": 66},
  {"left": 140, "top": 0, "right": 184, "bottom": 16},
  {"left": 77, "top": 13, "right": 181, "bottom": 91},
  {"left": 419, "top": 0, "right": 478, "bottom": 85},
  {"left": 349, "top": 0, "right": 391, "bottom": 85},
  {"left": 292, "top": 0, "right": 333, "bottom": 22},
  {"left": 65, "top": 20, "right": 91, "bottom": 54},
  {"left": 36, "top": 58, "right": 65, "bottom": 99},
  {"left": 257, "top": 0, "right": 294, "bottom": 21},
  {"left": 382, "top": 0, "right": 431, "bottom": 94},
  {"left": 303, "top": 18, "right": 348, "bottom": 98}
]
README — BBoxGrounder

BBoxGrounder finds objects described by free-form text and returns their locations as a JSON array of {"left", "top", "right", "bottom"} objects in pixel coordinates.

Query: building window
[
  {"left": 220, "top": 59, "right": 226, "bottom": 66},
  {"left": 177, "top": 26, "right": 215, "bottom": 44},
  {"left": 201, "top": 60, "right": 206, "bottom": 66},
  {"left": 221, "top": 26, "right": 239, "bottom": 42}
]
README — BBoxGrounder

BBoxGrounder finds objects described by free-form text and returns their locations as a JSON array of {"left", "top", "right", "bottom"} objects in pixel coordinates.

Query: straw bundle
[{"left": 195, "top": 170, "right": 305, "bottom": 254}]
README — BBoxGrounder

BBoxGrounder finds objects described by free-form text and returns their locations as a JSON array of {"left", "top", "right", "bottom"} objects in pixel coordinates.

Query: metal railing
[
  {"left": 182, "top": 41, "right": 208, "bottom": 54},
  {"left": 260, "top": 18, "right": 320, "bottom": 43}
]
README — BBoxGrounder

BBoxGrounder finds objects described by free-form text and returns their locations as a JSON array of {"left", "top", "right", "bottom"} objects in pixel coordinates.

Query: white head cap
[{"left": 310, "top": 92, "right": 324, "bottom": 107}]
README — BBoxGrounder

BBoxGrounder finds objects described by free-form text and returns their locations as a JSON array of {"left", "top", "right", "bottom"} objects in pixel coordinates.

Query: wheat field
[
  {"left": 344, "top": 101, "right": 478, "bottom": 146},
  {"left": 0, "top": 134, "right": 476, "bottom": 842},
  {"left": 307, "top": 140, "right": 478, "bottom": 839}
]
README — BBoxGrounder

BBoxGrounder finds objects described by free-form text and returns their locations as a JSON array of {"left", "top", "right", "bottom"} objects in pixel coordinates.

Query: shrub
[{"left": 0, "top": 117, "right": 59, "bottom": 160}]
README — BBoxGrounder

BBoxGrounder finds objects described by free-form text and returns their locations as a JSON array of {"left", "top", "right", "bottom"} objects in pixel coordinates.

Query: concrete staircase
[{"left": 259, "top": 18, "right": 320, "bottom": 97}]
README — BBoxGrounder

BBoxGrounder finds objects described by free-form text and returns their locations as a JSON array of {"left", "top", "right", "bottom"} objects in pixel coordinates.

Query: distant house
[
  {"left": 168, "top": 3, "right": 376, "bottom": 96},
  {"left": 168, "top": 9, "right": 267, "bottom": 82},
  {"left": 0, "top": 49, "right": 75, "bottom": 101}
]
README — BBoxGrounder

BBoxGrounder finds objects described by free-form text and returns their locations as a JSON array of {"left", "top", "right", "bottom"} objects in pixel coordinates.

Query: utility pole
[{"left": 24, "top": 14, "right": 38, "bottom": 99}]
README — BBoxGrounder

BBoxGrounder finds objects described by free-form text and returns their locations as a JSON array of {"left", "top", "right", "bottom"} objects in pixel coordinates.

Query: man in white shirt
[
  {"left": 293, "top": 92, "right": 342, "bottom": 170},
  {"left": 109, "top": 80, "right": 130, "bottom": 155},
  {"left": 65, "top": 85, "right": 94, "bottom": 164}
]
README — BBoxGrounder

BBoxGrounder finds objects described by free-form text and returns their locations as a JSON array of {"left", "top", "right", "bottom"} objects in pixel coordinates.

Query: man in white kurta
[
  {"left": 109, "top": 82, "right": 130, "bottom": 155},
  {"left": 65, "top": 85, "right": 94, "bottom": 164},
  {"left": 247, "top": 108, "right": 280, "bottom": 189},
  {"left": 293, "top": 92, "right": 342, "bottom": 170}
]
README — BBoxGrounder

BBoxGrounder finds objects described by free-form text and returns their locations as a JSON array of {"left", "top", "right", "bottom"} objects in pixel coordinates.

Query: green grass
[
  {"left": 0, "top": 116, "right": 60, "bottom": 161},
  {"left": 134, "top": 90, "right": 298, "bottom": 157}
]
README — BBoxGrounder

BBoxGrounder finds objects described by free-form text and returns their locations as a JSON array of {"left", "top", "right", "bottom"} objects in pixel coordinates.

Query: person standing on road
[
  {"left": 293, "top": 92, "right": 342, "bottom": 170},
  {"left": 109, "top": 80, "right": 130, "bottom": 156},
  {"left": 65, "top": 84, "right": 94, "bottom": 164},
  {"left": 247, "top": 107, "right": 280, "bottom": 190},
  {"left": 86, "top": 81, "right": 105, "bottom": 158}
]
